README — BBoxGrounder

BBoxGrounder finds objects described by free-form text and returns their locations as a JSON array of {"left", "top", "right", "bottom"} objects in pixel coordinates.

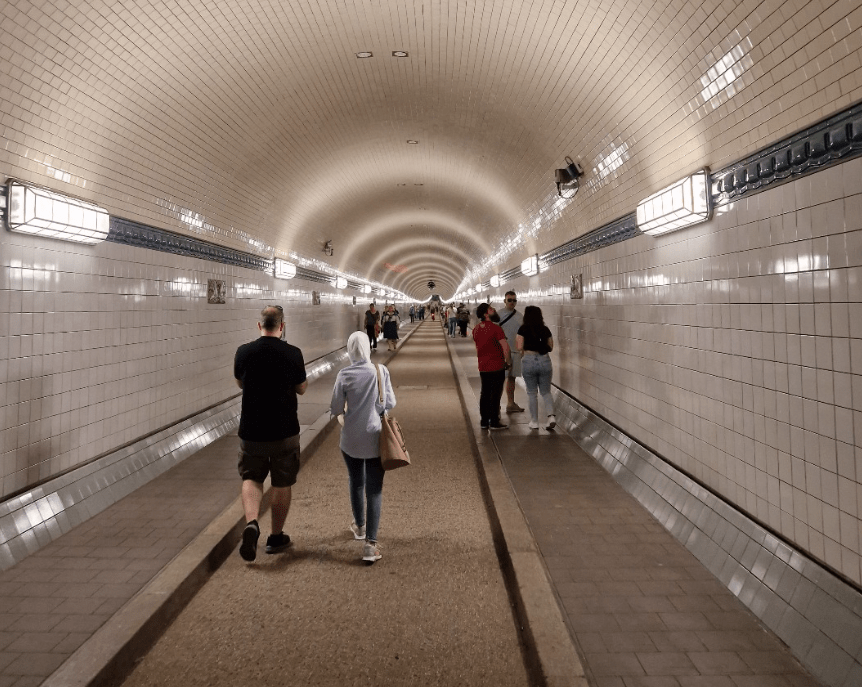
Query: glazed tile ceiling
[{"left": 1, "top": 0, "right": 860, "bottom": 297}]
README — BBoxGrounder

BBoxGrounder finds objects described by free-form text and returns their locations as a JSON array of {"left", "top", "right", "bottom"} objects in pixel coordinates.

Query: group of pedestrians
[
  {"left": 232, "top": 293, "right": 554, "bottom": 568},
  {"left": 467, "top": 291, "right": 556, "bottom": 432},
  {"left": 443, "top": 302, "right": 470, "bottom": 337},
  {"left": 234, "top": 305, "right": 395, "bottom": 566},
  {"left": 364, "top": 302, "right": 401, "bottom": 352}
]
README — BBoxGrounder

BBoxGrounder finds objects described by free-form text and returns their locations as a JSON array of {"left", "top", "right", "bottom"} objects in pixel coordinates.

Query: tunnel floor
[
  {"left": 0, "top": 319, "right": 825, "bottom": 687},
  {"left": 447, "top": 327, "right": 823, "bottom": 687},
  {"left": 119, "top": 321, "right": 530, "bottom": 687}
]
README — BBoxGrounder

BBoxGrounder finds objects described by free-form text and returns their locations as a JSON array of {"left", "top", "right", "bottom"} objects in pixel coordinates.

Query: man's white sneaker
[
  {"left": 546, "top": 415, "right": 557, "bottom": 430},
  {"left": 528, "top": 421, "right": 539, "bottom": 430},
  {"left": 349, "top": 521, "right": 366, "bottom": 540},
  {"left": 363, "top": 541, "right": 382, "bottom": 564}
]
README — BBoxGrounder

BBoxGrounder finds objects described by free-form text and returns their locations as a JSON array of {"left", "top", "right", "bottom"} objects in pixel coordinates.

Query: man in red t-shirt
[{"left": 472, "top": 302, "right": 512, "bottom": 430}]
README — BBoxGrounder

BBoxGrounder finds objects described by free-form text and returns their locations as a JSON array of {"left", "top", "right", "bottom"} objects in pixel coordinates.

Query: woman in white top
[{"left": 330, "top": 331, "right": 396, "bottom": 563}]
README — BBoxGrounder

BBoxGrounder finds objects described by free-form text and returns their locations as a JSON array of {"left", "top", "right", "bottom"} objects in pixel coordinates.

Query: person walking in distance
[
  {"left": 234, "top": 306, "right": 308, "bottom": 561},
  {"left": 330, "top": 331, "right": 397, "bottom": 564},
  {"left": 381, "top": 304, "right": 401, "bottom": 351},
  {"left": 497, "top": 290, "right": 525, "bottom": 414},
  {"left": 456, "top": 303, "right": 470, "bottom": 337},
  {"left": 364, "top": 303, "right": 380, "bottom": 352},
  {"left": 447, "top": 303, "right": 458, "bottom": 338},
  {"left": 472, "top": 302, "right": 512, "bottom": 430},
  {"left": 516, "top": 305, "right": 557, "bottom": 430}
]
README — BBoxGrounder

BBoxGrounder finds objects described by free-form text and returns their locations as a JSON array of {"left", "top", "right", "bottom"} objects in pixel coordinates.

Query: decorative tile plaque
[{"left": 207, "top": 279, "right": 226, "bottom": 304}]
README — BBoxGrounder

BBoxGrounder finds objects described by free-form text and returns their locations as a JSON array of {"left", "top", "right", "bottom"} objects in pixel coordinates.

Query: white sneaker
[
  {"left": 528, "top": 420, "right": 539, "bottom": 430},
  {"left": 546, "top": 415, "right": 557, "bottom": 430},
  {"left": 363, "top": 541, "right": 382, "bottom": 564},
  {"left": 349, "top": 521, "right": 366, "bottom": 540}
]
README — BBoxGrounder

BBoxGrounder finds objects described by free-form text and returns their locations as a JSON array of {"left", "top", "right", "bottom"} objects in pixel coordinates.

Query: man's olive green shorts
[{"left": 238, "top": 435, "right": 300, "bottom": 487}]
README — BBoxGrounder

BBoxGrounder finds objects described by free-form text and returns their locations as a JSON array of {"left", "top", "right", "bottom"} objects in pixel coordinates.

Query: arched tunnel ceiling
[{"left": 1, "top": 0, "right": 856, "bottom": 298}]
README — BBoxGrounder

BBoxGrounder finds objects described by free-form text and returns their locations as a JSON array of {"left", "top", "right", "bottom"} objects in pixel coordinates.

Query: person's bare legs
[
  {"left": 506, "top": 376, "right": 516, "bottom": 405},
  {"left": 242, "top": 479, "right": 264, "bottom": 522},
  {"left": 242, "top": 481, "right": 291, "bottom": 530},
  {"left": 270, "top": 486, "right": 292, "bottom": 533}
]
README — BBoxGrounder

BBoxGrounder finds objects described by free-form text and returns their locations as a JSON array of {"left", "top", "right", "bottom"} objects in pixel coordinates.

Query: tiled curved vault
[{"left": 2, "top": 0, "right": 862, "bottom": 297}]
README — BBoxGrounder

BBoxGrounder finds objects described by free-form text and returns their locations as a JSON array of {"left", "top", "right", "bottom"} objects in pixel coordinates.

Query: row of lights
[
  {"left": 3, "top": 180, "right": 407, "bottom": 299},
  {"left": 273, "top": 258, "right": 405, "bottom": 298},
  {"left": 356, "top": 51, "right": 409, "bottom": 58},
  {"left": 5, "top": 165, "right": 710, "bottom": 298},
  {"left": 455, "top": 168, "right": 710, "bottom": 299}
]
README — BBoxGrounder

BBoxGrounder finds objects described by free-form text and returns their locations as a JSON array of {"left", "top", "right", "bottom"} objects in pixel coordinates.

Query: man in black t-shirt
[{"left": 233, "top": 305, "right": 307, "bottom": 562}]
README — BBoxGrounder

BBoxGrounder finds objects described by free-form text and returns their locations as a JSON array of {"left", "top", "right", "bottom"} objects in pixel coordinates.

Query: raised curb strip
[{"left": 444, "top": 330, "right": 588, "bottom": 687}]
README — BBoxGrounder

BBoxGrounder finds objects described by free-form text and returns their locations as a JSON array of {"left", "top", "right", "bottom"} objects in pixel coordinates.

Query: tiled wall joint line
[{"left": 550, "top": 386, "right": 862, "bottom": 687}]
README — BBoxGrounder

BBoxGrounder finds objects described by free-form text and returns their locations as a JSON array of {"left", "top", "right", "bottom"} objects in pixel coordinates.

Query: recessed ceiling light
[
  {"left": 406, "top": 140, "right": 419, "bottom": 144},
  {"left": 356, "top": 51, "right": 373, "bottom": 58},
  {"left": 392, "top": 51, "right": 409, "bottom": 57}
]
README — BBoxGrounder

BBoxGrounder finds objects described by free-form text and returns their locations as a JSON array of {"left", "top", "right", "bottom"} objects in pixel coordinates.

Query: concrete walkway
[
  {"left": 119, "top": 321, "right": 531, "bottom": 687},
  {"left": 0, "top": 324, "right": 421, "bottom": 687},
  {"left": 0, "top": 318, "right": 826, "bottom": 687},
  {"left": 446, "top": 325, "right": 822, "bottom": 687}
]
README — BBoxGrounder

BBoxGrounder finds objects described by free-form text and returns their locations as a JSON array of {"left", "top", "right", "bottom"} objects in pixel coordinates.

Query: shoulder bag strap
[
  {"left": 498, "top": 310, "right": 516, "bottom": 327},
  {"left": 375, "top": 364, "right": 384, "bottom": 405}
]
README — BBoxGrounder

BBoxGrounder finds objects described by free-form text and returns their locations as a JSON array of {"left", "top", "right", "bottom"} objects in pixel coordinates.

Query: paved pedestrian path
[
  {"left": 119, "top": 322, "right": 530, "bottom": 687},
  {"left": 0, "top": 318, "right": 827, "bottom": 687},
  {"left": 446, "top": 324, "right": 822, "bottom": 687},
  {"left": 0, "top": 325, "right": 420, "bottom": 687}
]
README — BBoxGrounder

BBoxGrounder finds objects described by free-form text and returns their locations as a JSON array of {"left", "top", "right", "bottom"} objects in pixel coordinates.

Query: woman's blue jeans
[
  {"left": 342, "top": 452, "right": 384, "bottom": 541},
  {"left": 521, "top": 353, "right": 555, "bottom": 422}
]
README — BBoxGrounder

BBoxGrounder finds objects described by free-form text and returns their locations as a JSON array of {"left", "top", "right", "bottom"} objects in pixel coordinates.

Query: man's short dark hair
[
  {"left": 505, "top": 290, "right": 516, "bottom": 298},
  {"left": 476, "top": 303, "right": 491, "bottom": 320},
  {"left": 260, "top": 306, "right": 283, "bottom": 332}
]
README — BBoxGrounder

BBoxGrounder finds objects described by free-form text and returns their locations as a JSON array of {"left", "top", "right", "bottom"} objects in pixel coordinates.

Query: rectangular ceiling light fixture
[
  {"left": 636, "top": 169, "right": 710, "bottom": 236},
  {"left": 521, "top": 254, "right": 539, "bottom": 276},
  {"left": 274, "top": 259, "right": 297, "bottom": 279},
  {"left": 334, "top": 276, "right": 348, "bottom": 290},
  {"left": 490, "top": 274, "right": 500, "bottom": 288},
  {"left": 6, "top": 180, "right": 110, "bottom": 244}
]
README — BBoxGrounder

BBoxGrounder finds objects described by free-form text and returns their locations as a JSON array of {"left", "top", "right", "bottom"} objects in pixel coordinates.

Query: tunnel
[{"left": 1, "top": 1, "right": 862, "bottom": 685}]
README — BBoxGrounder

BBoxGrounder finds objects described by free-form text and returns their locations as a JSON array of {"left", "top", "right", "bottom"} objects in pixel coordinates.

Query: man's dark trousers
[{"left": 479, "top": 369, "right": 506, "bottom": 425}]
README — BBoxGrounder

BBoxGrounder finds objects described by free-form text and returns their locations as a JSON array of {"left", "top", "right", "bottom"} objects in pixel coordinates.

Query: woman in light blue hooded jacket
[{"left": 330, "top": 331, "right": 396, "bottom": 563}]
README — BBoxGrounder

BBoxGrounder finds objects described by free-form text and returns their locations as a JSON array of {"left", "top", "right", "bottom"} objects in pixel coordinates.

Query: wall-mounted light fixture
[
  {"left": 636, "top": 169, "right": 711, "bottom": 236},
  {"left": 362, "top": 284, "right": 372, "bottom": 294},
  {"left": 334, "top": 276, "right": 348, "bottom": 289},
  {"left": 521, "top": 254, "right": 539, "bottom": 276},
  {"left": 427, "top": 280, "right": 435, "bottom": 289},
  {"left": 274, "top": 259, "right": 297, "bottom": 279},
  {"left": 6, "top": 180, "right": 109, "bottom": 244},
  {"left": 323, "top": 240, "right": 334, "bottom": 256},
  {"left": 489, "top": 275, "right": 500, "bottom": 288},
  {"left": 554, "top": 157, "right": 583, "bottom": 199}
]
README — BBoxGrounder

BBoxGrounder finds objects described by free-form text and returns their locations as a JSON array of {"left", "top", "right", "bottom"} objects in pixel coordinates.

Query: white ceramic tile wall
[
  {"left": 0, "top": 227, "right": 365, "bottom": 500},
  {"left": 482, "top": 157, "right": 862, "bottom": 586},
  {"left": 3, "top": 0, "right": 862, "bottom": 297}
]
